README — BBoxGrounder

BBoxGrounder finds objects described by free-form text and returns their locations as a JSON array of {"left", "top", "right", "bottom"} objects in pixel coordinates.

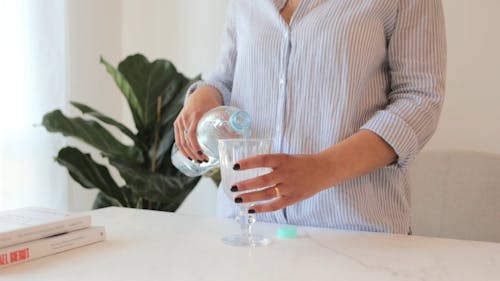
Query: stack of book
[{"left": 0, "top": 207, "right": 106, "bottom": 268}]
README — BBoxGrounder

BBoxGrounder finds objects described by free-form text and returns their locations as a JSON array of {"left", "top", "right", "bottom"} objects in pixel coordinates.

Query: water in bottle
[{"left": 171, "top": 106, "right": 251, "bottom": 177}]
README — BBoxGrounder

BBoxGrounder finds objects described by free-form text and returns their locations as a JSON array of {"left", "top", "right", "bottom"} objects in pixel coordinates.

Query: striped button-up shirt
[{"left": 188, "top": 0, "right": 446, "bottom": 233}]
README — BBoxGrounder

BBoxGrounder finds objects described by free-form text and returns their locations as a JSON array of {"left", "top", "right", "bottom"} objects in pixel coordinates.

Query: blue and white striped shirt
[{"left": 188, "top": 0, "right": 446, "bottom": 233}]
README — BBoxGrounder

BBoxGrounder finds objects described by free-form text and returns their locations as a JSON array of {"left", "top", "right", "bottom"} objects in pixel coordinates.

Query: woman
[{"left": 174, "top": 0, "right": 446, "bottom": 234}]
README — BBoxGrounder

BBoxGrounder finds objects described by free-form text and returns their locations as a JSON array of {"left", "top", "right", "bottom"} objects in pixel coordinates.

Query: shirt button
[
  {"left": 284, "top": 31, "right": 289, "bottom": 38},
  {"left": 279, "top": 78, "right": 285, "bottom": 85}
]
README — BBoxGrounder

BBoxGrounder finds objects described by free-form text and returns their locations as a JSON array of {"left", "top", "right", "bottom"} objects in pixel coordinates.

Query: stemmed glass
[{"left": 218, "top": 138, "right": 273, "bottom": 247}]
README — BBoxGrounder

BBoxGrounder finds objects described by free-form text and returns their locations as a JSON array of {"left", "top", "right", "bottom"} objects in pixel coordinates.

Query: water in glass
[{"left": 218, "top": 138, "right": 273, "bottom": 247}]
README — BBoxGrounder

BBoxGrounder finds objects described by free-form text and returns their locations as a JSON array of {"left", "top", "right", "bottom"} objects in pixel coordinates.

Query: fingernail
[
  {"left": 234, "top": 197, "right": 243, "bottom": 203},
  {"left": 233, "top": 163, "right": 240, "bottom": 170},
  {"left": 230, "top": 185, "right": 238, "bottom": 192},
  {"left": 197, "top": 160, "right": 203, "bottom": 164},
  {"left": 248, "top": 209, "right": 256, "bottom": 214},
  {"left": 203, "top": 159, "right": 209, "bottom": 163},
  {"left": 197, "top": 151, "right": 203, "bottom": 155},
  {"left": 188, "top": 157, "right": 193, "bottom": 161}
]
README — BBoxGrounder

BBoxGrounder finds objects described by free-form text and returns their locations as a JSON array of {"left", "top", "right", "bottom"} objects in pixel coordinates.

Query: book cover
[
  {"left": 0, "top": 226, "right": 106, "bottom": 268},
  {"left": 0, "top": 207, "right": 91, "bottom": 248}
]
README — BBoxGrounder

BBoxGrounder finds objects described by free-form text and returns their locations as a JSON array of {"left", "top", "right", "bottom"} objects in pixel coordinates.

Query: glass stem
[{"left": 238, "top": 206, "right": 255, "bottom": 240}]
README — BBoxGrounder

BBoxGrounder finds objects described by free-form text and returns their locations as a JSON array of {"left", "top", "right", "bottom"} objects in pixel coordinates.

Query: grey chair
[{"left": 410, "top": 150, "right": 500, "bottom": 242}]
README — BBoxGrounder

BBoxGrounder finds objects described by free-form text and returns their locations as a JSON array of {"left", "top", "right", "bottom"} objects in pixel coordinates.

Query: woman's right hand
[{"left": 174, "top": 86, "right": 223, "bottom": 162}]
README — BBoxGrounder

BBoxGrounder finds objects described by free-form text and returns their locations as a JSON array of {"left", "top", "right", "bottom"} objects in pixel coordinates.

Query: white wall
[
  {"left": 426, "top": 0, "right": 500, "bottom": 154},
  {"left": 58, "top": 0, "right": 228, "bottom": 213},
  {"left": 121, "top": 0, "right": 228, "bottom": 77},
  {"left": 0, "top": 0, "right": 69, "bottom": 211},
  {"left": 62, "top": 0, "right": 229, "bottom": 213},
  {"left": 121, "top": 0, "right": 229, "bottom": 215},
  {"left": 66, "top": 0, "right": 123, "bottom": 211}
]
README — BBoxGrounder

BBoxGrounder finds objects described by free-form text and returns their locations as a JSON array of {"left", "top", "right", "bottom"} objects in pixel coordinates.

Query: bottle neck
[{"left": 229, "top": 111, "right": 251, "bottom": 135}]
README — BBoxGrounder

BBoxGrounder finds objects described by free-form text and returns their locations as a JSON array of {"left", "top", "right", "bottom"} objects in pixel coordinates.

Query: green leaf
[
  {"left": 92, "top": 192, "right": 120, "bottom": 209},
  {"left": 43, "top": 54, "right": 203, "bottom": 212},
  {"left": 100, "top": 56, "right": 145, "bottom": 128},
  {"left": 151, "top": 75, "right": 202, "bottom": 166},
  {"left": 109, "top": 158, "right": 199, "bottom": 207},
  {"left": 43, "top": 110, "right": 144, "bottom": 163},
  {"left": 70, "top": 101, "right": 137, "bottom": 142},
  {"left": 153, "top": 201, "right": 185, "bottom": 212},
  {"left": 205, "top": 168, "right": 221, "bottom": 187},
  {"left": 150, "top": 126, "right": 175, "bottom": 168},
  {"left": 117, "top": 54, "right": 189, "bottom": 131},
  {"left": 55, "top": 147, "right": 128, "bottom": 206},
  {"left": 160, "top": 74, "right": 202, "bottom": 127},
  {"left": 93, "top": 188, "right": 137, "bottom": 209}
]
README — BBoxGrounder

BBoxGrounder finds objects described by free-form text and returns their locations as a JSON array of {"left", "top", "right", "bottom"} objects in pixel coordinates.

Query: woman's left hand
[
  {"left": 231, "top": 153, "right": 336, "bottom": 213},
  {"left": 231, "top": 130, "right": 398, "bottom": 213}
]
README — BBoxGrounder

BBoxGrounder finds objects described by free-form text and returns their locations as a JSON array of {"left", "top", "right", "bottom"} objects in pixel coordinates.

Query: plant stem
[
  {"left": 147, "top": 95, "right": 163, "bottom": 210},
  {"left": 151, "top": 95, "right": 162, "bottom": 173}
]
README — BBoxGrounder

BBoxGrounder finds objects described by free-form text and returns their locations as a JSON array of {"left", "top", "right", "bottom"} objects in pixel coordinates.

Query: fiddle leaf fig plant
[{"left": 42, "top": 54, "right": 202, "bottom": 211}]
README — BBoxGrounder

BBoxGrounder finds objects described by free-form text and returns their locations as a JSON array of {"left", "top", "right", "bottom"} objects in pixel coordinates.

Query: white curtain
[{"left": 0, "top": 0, "right": 68, "bottom": 211}]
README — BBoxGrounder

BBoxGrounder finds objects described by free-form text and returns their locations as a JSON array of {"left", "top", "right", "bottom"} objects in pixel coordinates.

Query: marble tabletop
[{"left": 1, "top": 207, "right": 499, "bottom": 281}]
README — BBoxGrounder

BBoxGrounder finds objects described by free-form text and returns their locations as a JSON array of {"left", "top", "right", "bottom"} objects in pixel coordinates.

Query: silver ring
[{"left": 184, "top": 128, "right": 190, "bottom": 141}]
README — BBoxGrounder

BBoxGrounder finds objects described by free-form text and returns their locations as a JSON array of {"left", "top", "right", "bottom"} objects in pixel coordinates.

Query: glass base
[{"left": 221, "top": 234, "right": 271, "bottom": 247}]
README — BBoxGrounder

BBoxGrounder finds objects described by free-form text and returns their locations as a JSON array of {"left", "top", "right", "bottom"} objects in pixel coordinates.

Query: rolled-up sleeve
[
  {"left": 360, "top": 0, "right": 447, "bottom": 168},
  {"left": 185, "top": 0, "right": 237, "bottom": 105}
]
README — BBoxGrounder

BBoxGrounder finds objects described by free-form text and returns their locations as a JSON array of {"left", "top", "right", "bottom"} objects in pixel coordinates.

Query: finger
[
  {"left": 232, "top": 172, "right": 279, "bottom": 192},
  {"left": 234, "top": 154, "right": 283, "bottom": 171},
  {"left": 173, "top": 119, "right": 182, "bottom": 151},
  {"left": 185, "top": 113, "right": 207, "bottom": 161},
  {"left": 177, "top": 117, "right": 199, "bottom": 161},
  {"left": 174, "top": 118, "right": 190, "bottom": 158},
  {"left": 248, "top": 196, "right": 292, "bottom": 213},
  {"left": 234, "top": 186, "right": 280, "bottom": 204},
  {"left": 174, "top": 119, "right": 191, "bottom": 160}
]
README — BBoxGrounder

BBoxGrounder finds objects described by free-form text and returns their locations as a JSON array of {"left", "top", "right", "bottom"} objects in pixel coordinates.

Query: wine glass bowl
[{"left": 218, "top": 138, "right": 273, "bottom": 247}]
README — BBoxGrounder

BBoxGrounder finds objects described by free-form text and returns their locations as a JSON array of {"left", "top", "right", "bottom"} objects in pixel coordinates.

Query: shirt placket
[
  {"left": 271, "top": 29, "right": 290, "bottom": 224},
  {"left": 274, "top": 27, "right": 290, "bottom": 154},
  {"left": 275, "top": 0, "right": 309, "bottom": 154},
  {"left": 273, "top": 2, "right": 308, "bottom": 223}
]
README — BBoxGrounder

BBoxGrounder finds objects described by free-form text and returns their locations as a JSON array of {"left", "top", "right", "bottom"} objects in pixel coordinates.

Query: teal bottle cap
[{"left": 277, "top": 226, "right": 297, "bottom": 239}]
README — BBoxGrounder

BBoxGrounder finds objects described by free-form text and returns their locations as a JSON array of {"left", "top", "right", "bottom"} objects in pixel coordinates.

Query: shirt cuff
[
  {"left": 184, "top": 80, "right": 231, "bottom": 106},
  {"left": 360, "top": 110, "right": 419, "bottom": 169}
]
